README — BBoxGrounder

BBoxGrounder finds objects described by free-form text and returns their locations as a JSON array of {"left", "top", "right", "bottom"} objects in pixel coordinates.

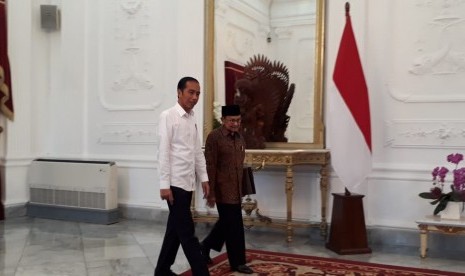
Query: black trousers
[
  {"left": 154, "top": 186, "right": 209, "bottom": 276},
  {"left": 202, "top": 203, "right": 246, "bottom": 269}
]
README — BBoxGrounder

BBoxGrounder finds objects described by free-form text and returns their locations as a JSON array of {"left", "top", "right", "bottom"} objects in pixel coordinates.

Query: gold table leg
[
  {"left": 419, "top": 224, "right": 428, "bottom": 258},
  {"left": 319, "top": 163, "right": 329, "bottom": 237},
  {"left": 285, "top": 165, "right": 294, "bottom": 242}
]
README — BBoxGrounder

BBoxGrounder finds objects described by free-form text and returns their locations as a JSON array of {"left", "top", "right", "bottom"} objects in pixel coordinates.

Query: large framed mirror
[{"left": 203, "top": 0, "right": 326, "bottom": 149}]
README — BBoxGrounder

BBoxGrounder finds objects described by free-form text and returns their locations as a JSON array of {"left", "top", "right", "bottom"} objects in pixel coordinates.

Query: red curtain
[
  {"left": 224, "top": 61, "right": 244, "bottom": 105},
  {"left": 0, "top": 0, "right": 14, "bottom": 121}
]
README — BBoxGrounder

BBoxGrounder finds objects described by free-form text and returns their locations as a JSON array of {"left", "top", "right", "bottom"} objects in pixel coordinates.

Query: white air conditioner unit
[{"left": 27, "top": 159, "right": 118, "bottom": 224}]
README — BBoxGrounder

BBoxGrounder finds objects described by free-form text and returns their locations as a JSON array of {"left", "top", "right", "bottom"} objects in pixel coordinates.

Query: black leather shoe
[
  {"left": 155, "top": 270, "right": 178, "bottom": 276},
  {"left": 233, "top": 264, "right": 254, "bottom": 274},
  {"left": 200, "top": 242, "right": 213, "bottom": 264}
]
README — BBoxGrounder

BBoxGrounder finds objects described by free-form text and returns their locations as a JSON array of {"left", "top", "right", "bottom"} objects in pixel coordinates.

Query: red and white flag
[{"left": 328, "top": 3, "right": 372, "bottom": 191}]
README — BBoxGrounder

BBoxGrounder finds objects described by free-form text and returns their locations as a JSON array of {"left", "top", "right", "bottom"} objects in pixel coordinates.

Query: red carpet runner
[{"left": 181, "top": 249, "right": 463, "bottom": 276}]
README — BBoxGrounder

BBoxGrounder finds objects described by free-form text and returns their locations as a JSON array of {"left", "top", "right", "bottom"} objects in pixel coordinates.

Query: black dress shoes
[
  {"left": 155, "top": 270, "right": 178, "bottom": 276},
  {"left": 199, "top": 242, "right": 213, "bottom": 264},
  {"left": 233, "top": 264, "right": 254, "bottom": 274}
]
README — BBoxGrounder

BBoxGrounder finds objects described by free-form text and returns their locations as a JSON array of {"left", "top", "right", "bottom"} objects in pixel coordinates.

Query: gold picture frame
[{"left": 203, "top": 0, "right": 326, "bottom": 149}]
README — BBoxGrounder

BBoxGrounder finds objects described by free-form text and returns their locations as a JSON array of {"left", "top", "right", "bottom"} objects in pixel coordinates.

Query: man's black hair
[{"left": 177, "top": 76, "right": 199, "bottom": 91}]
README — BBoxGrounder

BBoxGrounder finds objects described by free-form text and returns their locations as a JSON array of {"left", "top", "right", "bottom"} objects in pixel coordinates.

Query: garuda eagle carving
[{"left": 234, "top": 54, "right": 295, "bottom": 149}]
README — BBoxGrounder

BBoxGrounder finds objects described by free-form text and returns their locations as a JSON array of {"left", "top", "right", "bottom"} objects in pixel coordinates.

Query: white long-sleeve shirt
[{"left": 157, "top": 103, "right": 208, "bottom": 191}]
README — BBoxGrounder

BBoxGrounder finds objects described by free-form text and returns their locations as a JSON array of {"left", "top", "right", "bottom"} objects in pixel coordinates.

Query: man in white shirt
[{"left": 154, "top": 77, "right": 210, "bottom": 276}]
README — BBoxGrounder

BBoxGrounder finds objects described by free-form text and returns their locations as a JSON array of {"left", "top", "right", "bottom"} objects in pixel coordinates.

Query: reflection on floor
[{"left": 1, "top": 217, "right": 464, "bottom": 275}]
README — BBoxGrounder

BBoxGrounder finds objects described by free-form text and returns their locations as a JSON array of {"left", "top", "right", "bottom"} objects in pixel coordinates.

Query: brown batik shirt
[{"left": 204, "top": 126, "right": 246, "bottom": 204}]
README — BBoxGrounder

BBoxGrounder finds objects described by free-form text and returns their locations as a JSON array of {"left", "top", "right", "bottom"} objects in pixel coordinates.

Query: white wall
[
  {"left": 4, "top": 0, "right": 205, "bottom": 210},
  {"left": 3, "top": 0, "right": 33, "bottom": 206},
  {"left": 326, "top": 0, "right": 465, "bottom": 228},
  {"left": 4, "top": 0, "right": 465, "bottom": 230}
]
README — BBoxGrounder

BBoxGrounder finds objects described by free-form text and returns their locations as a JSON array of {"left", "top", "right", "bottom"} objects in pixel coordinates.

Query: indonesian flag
[
  {"left": 0, "top": 0, "right": 14, "bottom": 121},
  {"left": 328, "top": 3, "right": 372, "bottom": 191}
]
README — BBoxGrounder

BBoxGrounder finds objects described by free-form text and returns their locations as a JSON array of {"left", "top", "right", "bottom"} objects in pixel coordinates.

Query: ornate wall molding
[
  {"left": 98, "top": 122, "right": 158, "bottom": 145},
  {"left": 220, "top": 1, "right": 268, "bottom": 60},
  {"left": 225, "top": 23, "right": 256, "bottom": 58},
  {"left": 221, "top": 0, "right": 268, "bottom": 24},
  {"left": 98, "top": 0, "right": 163, "bottom": 111},
  {"left": 274, "top": 27, "right": 293, "bottom": 40},
  {"left": 385, "top": 120, "right": 465, "bottom": 148},
  {"left": 387, "top": 85, "right": 465, "bottom": 103},
  {"left": 387, "top": 0, "right": 465, "bottom": 103}
]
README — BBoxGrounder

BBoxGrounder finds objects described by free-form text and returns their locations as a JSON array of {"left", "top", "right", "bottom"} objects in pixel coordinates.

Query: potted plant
[{"left": 419, "top": 153, "right": 465, "bottom": 217}]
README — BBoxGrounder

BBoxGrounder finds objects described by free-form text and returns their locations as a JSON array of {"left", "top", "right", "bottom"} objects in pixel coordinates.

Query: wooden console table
[
  {"left": 416, "top": 215, "right": 465, "bottom": 258},
  {"left": 193, "top": 149, "right": 330, "bottom": 242}
]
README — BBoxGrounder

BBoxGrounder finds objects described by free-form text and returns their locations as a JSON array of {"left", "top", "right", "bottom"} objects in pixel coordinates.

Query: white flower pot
[{"left": 440, "top": 202, "right": 464, "bottom": 220}]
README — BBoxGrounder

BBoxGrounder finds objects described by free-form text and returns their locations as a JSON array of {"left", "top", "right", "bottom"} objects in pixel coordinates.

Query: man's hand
[
  {"left": 201, "top": 181, "right": 210, "bottom": 199},
  {"left": 160, "top": 188, "right": 173, "bottom": 205},
  {"left": 203, "top": 182, "right": 215, "bottom": 208},
  {"left": 206, "top": 196, "right": 216, "bottom": 208}
]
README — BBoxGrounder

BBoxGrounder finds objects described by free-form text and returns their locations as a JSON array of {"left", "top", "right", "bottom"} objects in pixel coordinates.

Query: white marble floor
[{"left": 1, "top": 217, "right": 464, "bottom": 276}]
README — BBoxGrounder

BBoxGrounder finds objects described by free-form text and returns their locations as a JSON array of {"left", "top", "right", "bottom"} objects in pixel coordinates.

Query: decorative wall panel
[
  {"left": 386, "top": 120, "right": 465, "bottom": 148},
  {"left": 387, "top": 0, "right": 465, "bottom": 102},
  {"left": 99, "top": 123, "right": 157, "bottom": 145},
  {"left": 98, "top": 0, "right": 165, "bottom": 110}
]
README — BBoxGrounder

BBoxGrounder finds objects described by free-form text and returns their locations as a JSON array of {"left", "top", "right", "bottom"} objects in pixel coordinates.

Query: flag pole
[
  {"left": 343, "top": 2, "right": 351, "bottom": 197},
  {"left": 326, "top": 1, "right": 371, "bottom": 254}
]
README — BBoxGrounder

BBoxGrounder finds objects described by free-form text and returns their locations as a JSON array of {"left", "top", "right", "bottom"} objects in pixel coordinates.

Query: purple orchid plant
[{"left": 419, "top": 153, "right": 465, "bottom": 215}]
